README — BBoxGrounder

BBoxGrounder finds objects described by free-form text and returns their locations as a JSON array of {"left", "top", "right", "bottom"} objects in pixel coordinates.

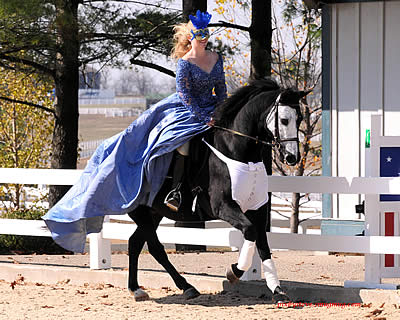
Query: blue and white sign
[{"left": 380, "top": 147, "right": 400, "bottom": 201}]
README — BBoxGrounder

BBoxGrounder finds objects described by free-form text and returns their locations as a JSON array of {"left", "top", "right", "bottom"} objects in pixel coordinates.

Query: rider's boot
[{"left": 164, "top": 153, "right": 185, "bottom": 212}]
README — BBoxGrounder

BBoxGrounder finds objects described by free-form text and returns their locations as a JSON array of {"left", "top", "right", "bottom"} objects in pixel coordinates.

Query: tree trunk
[
  {"left": 290, "top": 192, "right": 300, "bottom": 233},
  {"left": 48, "top": 0, "right": 80, "bottom": 207},
  {"left": 183, "top": 0, "right": 207, "bottom": 20},
  {"left": 249, "top": 0, "right": 272, "bottom": 80},
  {"left": 290, "top": 163, "right": 306, "bottom": 233}
]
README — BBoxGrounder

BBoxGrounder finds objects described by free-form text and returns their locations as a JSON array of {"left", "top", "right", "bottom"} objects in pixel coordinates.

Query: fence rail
[{"left": 2, "top": 167, "right": 400, "bottom": 194}]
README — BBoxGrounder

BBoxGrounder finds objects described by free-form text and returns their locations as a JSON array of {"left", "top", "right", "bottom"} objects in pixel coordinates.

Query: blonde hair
[{"left": 170, "top": 21, "right": 195, "bottom": 60}]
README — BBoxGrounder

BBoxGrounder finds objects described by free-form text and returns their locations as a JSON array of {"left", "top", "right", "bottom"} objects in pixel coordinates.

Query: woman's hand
[{"left": 207, "top": 118, "right": 215, "bottom": 126}]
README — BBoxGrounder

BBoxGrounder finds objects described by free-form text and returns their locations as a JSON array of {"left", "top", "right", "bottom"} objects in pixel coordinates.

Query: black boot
[{"left": 164, "top": 153, "right": 185, "bottom": 212}]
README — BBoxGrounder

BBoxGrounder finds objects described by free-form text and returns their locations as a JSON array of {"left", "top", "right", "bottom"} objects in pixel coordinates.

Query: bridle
[
  {"left": 211, "top": 93, "right": 302, "bottom": 149},
  {"left": 271, "top": 98, "right": 303, "bottom": 159}
]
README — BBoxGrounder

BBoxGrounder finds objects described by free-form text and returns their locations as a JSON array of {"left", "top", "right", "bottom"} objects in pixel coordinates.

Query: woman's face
[
  {"left": 189, "top": 28, "right": 210, "bottom": 50},
  {"left": 191, "top": 37, "right": 208, "bottom": 50}
]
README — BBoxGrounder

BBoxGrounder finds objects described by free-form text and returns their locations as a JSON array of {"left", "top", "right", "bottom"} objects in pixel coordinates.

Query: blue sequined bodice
[{"left": 176, "top": 54, "right": 227, "bottom": 123}]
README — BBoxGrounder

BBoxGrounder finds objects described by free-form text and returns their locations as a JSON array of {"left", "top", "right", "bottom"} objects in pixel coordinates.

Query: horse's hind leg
[
  {"left": 130, "top": 211, "right": 200, "bottom": 300},
  {"left": 219, "top": 201, "right": 289, "bottom": 303},
  {"left": 128, "top": 225, "right": 150, "bottom": 301},
  {"left": 217, "top": 201, "right": 259, "bottom": 282}
]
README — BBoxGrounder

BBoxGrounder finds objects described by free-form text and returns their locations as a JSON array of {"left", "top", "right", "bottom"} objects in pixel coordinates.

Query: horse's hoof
[
  {"left": 272, "top": 286, "right": 290, "bottom": 303},
  {"left": 183, "top": 287, "right": 200, "bottom": 300},
  {"left": 129, "top": 288, "right": 150, "bottom": 301},
  {"left": 226, "top": 264, "right": 240, "bottom": 284}
]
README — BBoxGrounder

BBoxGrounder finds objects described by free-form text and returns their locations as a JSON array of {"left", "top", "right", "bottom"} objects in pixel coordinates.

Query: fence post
[
  {"left": 364, "top": 115, "right": 382, "bottom": 284},
  {"left": 89, "top": 216, "right": 111, "bottom": 270}
]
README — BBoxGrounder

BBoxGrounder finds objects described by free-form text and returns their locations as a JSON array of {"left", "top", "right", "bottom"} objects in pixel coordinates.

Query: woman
[
  {"left": 42, "top": 10, "right": 227, "bottom": 253},
  {"left": 164, "top": 10, "right": 227, "bottom": 211}
]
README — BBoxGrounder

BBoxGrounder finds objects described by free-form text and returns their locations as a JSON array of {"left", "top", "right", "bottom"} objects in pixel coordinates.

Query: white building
[{"left": 321, "top": 0, "right": 400, "bottom": 234}]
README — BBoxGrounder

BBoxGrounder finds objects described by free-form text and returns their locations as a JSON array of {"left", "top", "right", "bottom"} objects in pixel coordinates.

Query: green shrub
[{"left": 0, "top": 207, "right": 71, "bottom": 254}]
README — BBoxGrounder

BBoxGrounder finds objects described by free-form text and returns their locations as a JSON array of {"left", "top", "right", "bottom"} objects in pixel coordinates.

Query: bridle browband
[{"left": 211, "top": 92, "right": 301, "bottom": 148}]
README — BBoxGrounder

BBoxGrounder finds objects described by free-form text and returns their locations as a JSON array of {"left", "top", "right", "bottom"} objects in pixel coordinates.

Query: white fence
[
  {"left": 0, "top": 116, "right": 399, "bottom": 288},
  {"left": 1, "top": 170, "right": 400, "bottom": 287},
  {"left": 79, "top": 108, "right": 143, "bottom": 117},
  {"left": 79, "top": 139, "right": 104, "bottom": 159}
]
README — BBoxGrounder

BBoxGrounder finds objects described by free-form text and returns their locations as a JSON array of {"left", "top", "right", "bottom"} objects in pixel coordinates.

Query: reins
[{"left": 210, "top": 124, "right": 275, "bottom": 146}]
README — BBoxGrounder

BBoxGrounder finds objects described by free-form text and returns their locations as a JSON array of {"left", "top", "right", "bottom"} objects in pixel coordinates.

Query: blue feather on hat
[{"left": 189, "top": 10, "right": 212, "bottom": 30}]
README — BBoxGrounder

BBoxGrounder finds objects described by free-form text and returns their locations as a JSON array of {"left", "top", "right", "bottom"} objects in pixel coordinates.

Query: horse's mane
[{"left": 213, "top": 78, "right": 280, "bottom": 127}]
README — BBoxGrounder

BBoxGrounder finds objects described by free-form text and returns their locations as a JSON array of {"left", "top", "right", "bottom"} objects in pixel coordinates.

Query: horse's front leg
[
  {"left": 253, "top": 211, "right": 290, "bottom": 303},
  {"left": 217, "top": 200, "right": 289, "bottom": 303},
  {"left": 215, "top": 200, "right": 259, "bottom": 280}
]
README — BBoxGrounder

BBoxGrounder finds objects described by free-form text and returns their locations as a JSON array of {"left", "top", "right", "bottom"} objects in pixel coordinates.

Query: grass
[{"left": 78, "top": 114, "right": 138, "bottom": 142}]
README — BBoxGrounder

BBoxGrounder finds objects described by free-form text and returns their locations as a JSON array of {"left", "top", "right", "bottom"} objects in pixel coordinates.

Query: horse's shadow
[
  {"left": 150, "top": 279, "right": 364, "bottom": 307},
  {"left": 151, "top": 290, "right": 280, "bottom": 308}
]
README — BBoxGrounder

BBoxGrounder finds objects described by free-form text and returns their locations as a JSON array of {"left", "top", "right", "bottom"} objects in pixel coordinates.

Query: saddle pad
[{"left": 203, "top": 140, "right": 269, "bottom": 213}]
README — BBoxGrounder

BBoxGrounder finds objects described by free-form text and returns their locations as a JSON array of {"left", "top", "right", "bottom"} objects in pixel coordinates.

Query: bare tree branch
[
  {"left": 82, "top": 0, "right": 181, "bottom": 11},
  {"left": 209, "top": 21, "right": 250, "bottom": 33},
  {"left": 130, "top": 59, "right": 175, "bottom": 77}
]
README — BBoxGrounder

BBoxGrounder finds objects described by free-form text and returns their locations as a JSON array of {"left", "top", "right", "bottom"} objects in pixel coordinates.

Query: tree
[
  {"left": 129, "top": 0, "right": 272, "bottom": 82},
  {"left": 0, "top": 0, "right": 182, "bottom": 206},
  {"left": 249, "top": 0, "right": 272, "bottom": 79},
  {"left": 271, "top": 0, "right": 322, "bottom": 233},
  {"left": 210, "top": 0, "right": 272, "bottom": 88},
  {"left": 112, "top": 67, "right": 175, "bottom": 97},
  {"left": 183, "top": 0, "right": 207, "bottom": 19},
  {"left": 114, "top": 67, "right": 152, "bottom": 96},
  {"left": 0, "top": 66, "right": 54, "bottom": 210},
  {"left": 211, "top": 0, "right": 321, "bottom": 232}
]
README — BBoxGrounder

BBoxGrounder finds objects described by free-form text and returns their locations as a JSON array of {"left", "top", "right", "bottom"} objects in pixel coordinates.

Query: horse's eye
[{"left": 280, "top": 118, "right": 289, "bottom": 126}]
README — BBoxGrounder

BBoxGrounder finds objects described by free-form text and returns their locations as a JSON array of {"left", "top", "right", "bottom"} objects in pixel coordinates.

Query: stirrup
[{"left": 164, "top": 189, "right": 182, "bottom": 212}]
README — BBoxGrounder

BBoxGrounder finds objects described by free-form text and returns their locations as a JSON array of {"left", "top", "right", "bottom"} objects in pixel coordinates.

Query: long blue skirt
[{"left": 42, "top": 93, "right": 212, "bottom": 252}]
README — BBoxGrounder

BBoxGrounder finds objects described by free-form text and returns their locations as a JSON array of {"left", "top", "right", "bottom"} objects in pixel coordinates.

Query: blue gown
[{"left": 42, "top": 54, "right": 227, "bottom": 253}]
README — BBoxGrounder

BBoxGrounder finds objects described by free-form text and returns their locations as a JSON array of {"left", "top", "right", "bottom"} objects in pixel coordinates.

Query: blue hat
[{"left": 189, "top": 10, "right": 212, "bottom": 30}]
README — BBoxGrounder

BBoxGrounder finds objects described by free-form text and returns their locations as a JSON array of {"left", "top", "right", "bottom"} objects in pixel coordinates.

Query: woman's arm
[{"left": 214, "top": 54, "right": 227, "bottom": 103}]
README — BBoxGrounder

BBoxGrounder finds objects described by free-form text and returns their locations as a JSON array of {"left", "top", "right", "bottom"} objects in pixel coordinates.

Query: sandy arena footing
[{"left": 0, "top": 250, "right": 399, "bottom": 305}]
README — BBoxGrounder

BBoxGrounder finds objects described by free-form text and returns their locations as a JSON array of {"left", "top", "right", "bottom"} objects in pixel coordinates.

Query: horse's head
[
  {"left": 266, "top": 89, "right": 309, "bottom": 166},
  {"left": 212, "top": 79, "right": 310, "bottom": 166}
]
